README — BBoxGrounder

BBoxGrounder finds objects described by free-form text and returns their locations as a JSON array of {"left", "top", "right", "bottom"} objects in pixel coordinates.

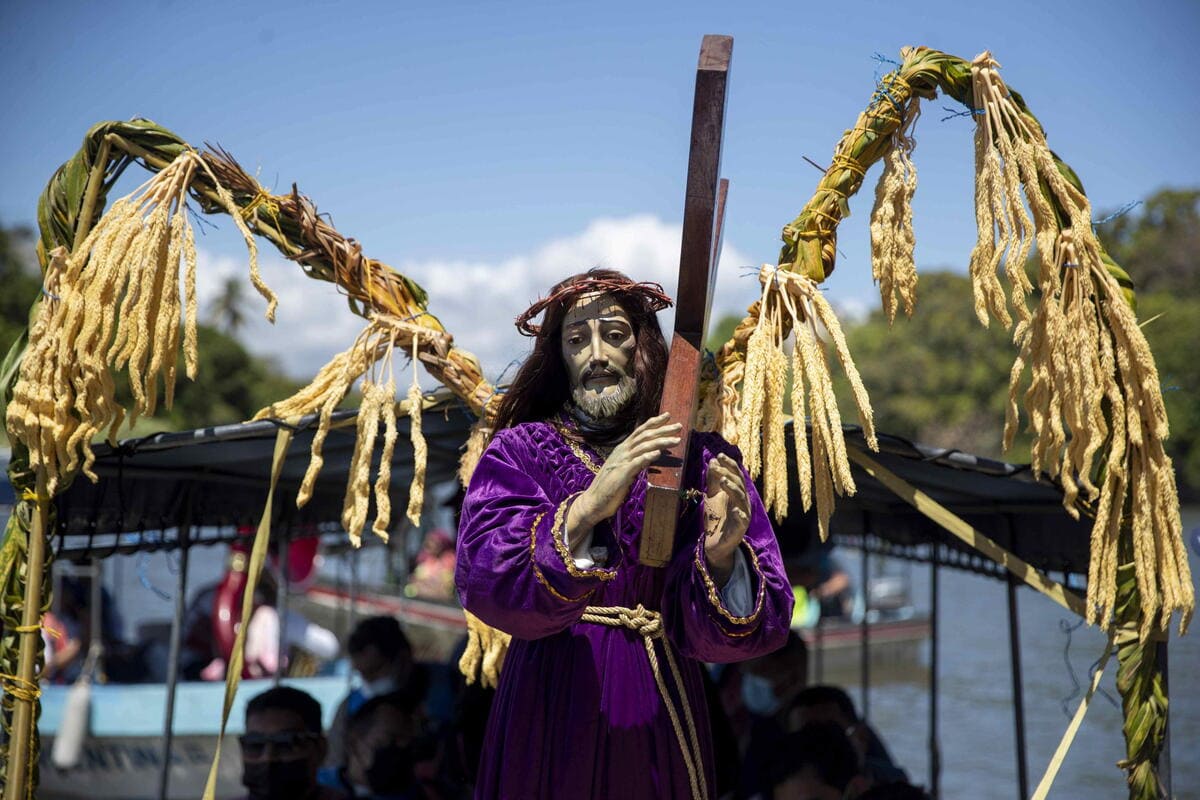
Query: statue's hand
[
  {"left": 567, "top": 414, "right": 681, "bottom": 545},
  {"left": 703, "top": 452, "right": 751, "bottom": 584}
]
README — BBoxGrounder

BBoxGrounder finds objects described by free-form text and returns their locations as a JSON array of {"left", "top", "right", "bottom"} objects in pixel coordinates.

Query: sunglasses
[{"left": 238, "top": 731, "right": 320, "bottom": 760}]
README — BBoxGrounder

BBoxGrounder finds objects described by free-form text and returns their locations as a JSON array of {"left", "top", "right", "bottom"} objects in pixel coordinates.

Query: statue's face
[{"left": 561, "top": 292, "right": 637, "bottom": 418}]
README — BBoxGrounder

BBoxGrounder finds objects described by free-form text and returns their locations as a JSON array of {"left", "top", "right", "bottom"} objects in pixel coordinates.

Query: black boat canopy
[
  {"left": 35, "top": 397, "right": 1091, "bottom": 580},
  {"left": 49, "top": 391, "right": 472, "bottom": 558}
]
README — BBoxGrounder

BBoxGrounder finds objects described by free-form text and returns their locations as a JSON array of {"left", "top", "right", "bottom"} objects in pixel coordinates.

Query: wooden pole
[
  {"left": 859, "top": 534, "right": 871, "bottom": 722},
  {"left": 814, "top": 616, "right": 824, "bottom": 684},
  {"left": 640, "top": 34, "right": 733, "bottom": 566},
  {"left": 275, "top": 534, "right": 291, "bottom": 686},
  {"left": 350, "top": 548, "right": 360, "bottom": 636},
  {"left": 159, "top": 510, "right": 192, "bottom": 800},
  {"left": 1005, "top": 520, "right": 1028, "bottom": 799},
  {"left": 5, "top": 133, "right": 113, "bottom": 799},
  {"left": 88, "top": 560, "right": 103, "bottom": 675},
  {"left": 929, "top": 542, "right": 941, "bottom": 798},
  {"left": 5, "top": 472, "right": 49, "bottom": 800}
]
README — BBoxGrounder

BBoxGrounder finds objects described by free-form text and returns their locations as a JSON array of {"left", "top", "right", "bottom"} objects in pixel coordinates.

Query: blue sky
[{"left": 2, "top": 0, "right": 1197, "bottom": 378}]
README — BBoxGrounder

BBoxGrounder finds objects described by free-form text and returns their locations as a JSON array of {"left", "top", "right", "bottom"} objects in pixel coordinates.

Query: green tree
[
  {"left": 208, "top": 275, "right": 248, "bottom": 334},
  {"left": 158, "top": 324, "right": 302, "bottom": 430},
  {"left": 1096, "top": 188, "right": 1199, "bottom": 296},
  {"left": 831, "top": 271, "right": 1026, "bottom": 460},
  {"left": 1, "top": 220, "right": 301, "bottom": 439},
  {"left": 0, "top": 224, "right": 41, "bottom": 369},
  {"left": 1095, "top": 188, "right": 1199, "bottom": 498},
  {"left": 1135, "top": 295, "right": 1200, "bottom": 500},
  {"left": 706, "top": 313, "right": 742, "bottom": 353}
]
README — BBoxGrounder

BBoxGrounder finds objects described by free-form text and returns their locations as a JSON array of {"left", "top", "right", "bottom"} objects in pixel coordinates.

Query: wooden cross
[{"left": 639, "top": 34, "right": 732, "bottom": 567}]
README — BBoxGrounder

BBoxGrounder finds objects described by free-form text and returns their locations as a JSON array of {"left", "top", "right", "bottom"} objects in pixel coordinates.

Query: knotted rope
[
  {"left": 0, "top": 673, "right": 38, "bottom": 705},
  {"left": 580, "top": 604, "right": 708, "bottom": 800}
]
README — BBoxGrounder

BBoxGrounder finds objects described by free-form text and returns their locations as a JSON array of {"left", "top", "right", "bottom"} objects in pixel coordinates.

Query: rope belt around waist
[{"left": 580, "top": 604, "right": 708, "bottom": 800}]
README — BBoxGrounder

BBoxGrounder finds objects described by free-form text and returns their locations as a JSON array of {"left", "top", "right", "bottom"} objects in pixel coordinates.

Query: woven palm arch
[
  {"left": 0, "top": 44, "right": 1189, "bottom": 799},
  {"left": 0, "top": 118, "right": 504, "bottom": 798},
  {"left": 711, "top": 46, "right": 1191, "bottom": 799}
]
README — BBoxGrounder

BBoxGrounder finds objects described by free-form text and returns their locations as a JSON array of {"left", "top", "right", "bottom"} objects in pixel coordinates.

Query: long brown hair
[{"left": 493, "top": 268, "right": 670, "bottom": 431}]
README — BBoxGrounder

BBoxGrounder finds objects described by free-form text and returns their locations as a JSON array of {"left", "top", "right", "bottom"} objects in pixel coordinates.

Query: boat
[
  {"left": 39, "top": 676, "right": 349, "bottom": 800},
  {"left": 24, "top": 394, "right": 472, "bottom": 800},
  {"left": 17, "top": 409, "right": 1105, "bottom": 799},
  {"left": 294, "top": 570, "right": 933, "bottom": 683}
]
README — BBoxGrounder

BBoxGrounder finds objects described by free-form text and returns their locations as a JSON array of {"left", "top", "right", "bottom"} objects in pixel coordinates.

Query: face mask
[
  {"left": 242, "top": 756, "right": 314, "bottom": 800},
  {"left": 360, "top": 676, "right": 398, "bottom": 699},
  {"left": 741, "top": 673, "right": 781, "bottom": 717}
]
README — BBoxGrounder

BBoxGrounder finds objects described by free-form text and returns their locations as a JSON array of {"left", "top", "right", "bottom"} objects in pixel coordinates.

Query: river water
[
  {"left": 843, "top": 506, "right": 1200, "bottom": 800},
  {"left": 102, "top": 508, "right": 1199, "bottom": 799}
]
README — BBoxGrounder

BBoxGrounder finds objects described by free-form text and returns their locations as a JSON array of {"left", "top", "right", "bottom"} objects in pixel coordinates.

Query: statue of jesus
[{"left": 455, "top": 268, "right": 794, "bottom": 799}]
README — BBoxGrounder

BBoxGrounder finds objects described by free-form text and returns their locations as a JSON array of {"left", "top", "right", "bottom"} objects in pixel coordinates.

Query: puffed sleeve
[
  {"left": 662, "top": 433, "right": 793, "bottom": 663},
  {"left": 455, "top": 427, "right": 619, "bottom": 640}
]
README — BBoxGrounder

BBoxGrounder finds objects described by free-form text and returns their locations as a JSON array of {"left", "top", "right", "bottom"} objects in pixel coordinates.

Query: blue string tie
[{"left": 1092, "top": 200, "right": 1142, "bottom": 229}]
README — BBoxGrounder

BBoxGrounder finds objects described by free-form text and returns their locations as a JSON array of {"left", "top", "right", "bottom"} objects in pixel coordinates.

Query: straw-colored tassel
[
  {"left": 972, "top": 52, "right": 1192, "bottom": 634},
  {"left": 459, "top": 610, "right": 510, "bottom": 689},
  {"left": 6, "top": 151, "right": 269, "bottom": 492},
  {"left": 870, "top": 97, "right": 921, "bottom": 324},
  {"left": 405, "top": 332, "right": 428, "bottom": 526},
  {"left": 343, "top": 375, "right": 382, "bottom": 547},
  {"left": 761, "top": 300, "right": 789, "bottom": 518},
  {"left": 458, "top": 420, "right": 493, "bottom": 487},
  {"left": 371, "top": 373, "right": 399, "bottom": 543}
]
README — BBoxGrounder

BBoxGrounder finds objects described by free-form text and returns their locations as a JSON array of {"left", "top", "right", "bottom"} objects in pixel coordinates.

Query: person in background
[
  {"left": 322, "top": 616, "right": 426, "bottom": 788},
  {"left": 343, "top": 691, "right": 446, "bottom": 799},
  {"left": 42, "top": 606, "right": 83, "bottom": 683},
  {"left": 740, "top": 630, "right": 809, "bottom": 721},
  {"left": 405, "top": 529, "right": 457, "bottom": 602},
  {"left": 201, "top": 567, "right": 340, "bottom": 680},
  {"left": 242, "top": 569, "right": 341, "bottom": 678},
  {"left": 787, "top": 546, "right": 853, "bottom": 621},
  {"left": 731, "top": 632, "right": 810, "bottom": 799},
  {"left": 765, "top": 722, "right": 868, "bottom": 800},
  {"left": 44, "top": 576, "right": 126, "bottom": 683},
  {"left": 237, "top": 686, "right": 345, "bottom": 800},
  {"left": 792, "top": 685, "right": 908, "bottom": 786}
]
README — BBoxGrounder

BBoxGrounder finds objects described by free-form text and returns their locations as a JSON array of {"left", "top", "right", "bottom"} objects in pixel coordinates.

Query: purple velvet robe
[{"left": 456, "top": 420, "right": 793, "bottom": 799}]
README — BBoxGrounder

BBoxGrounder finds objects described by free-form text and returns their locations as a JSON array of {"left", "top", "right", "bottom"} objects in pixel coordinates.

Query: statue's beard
[{"left": 572, "top": 373, "right": 636, "bottom": 419}]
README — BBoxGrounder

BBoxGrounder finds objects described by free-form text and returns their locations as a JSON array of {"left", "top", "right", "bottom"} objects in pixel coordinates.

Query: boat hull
[{"left": 38, "top": 676, "right": 349, "bottom": 800}]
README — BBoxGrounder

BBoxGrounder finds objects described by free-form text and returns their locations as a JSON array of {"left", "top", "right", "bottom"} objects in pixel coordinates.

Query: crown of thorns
[{"left": 515, "top": 277, "right": 674, "bottom": 336}]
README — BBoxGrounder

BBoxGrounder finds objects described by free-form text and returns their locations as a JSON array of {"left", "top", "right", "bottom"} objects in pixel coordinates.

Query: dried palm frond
[
  {"left": 6, "top": 150, "right": 273, "bottom": 494},
  {"left": 733, "top": 265, "right": 876, "bottom": 534},
  {"left": 716, "top": 47, "right": 1189, "bottom": 644},
  {"left": 870, "top": 97, "right": 921, "bottom": 323},
  {"left": 966, "top": 52, "right": 1191, "bottom": 636},
  {"left": 7, "top": 120, "right": 521, "bottom": 781},
  {"left": 404, "top": 332, "right": 428, "bottom": 527},
  {"left": 458, "top": 420, "right": 493, "bottom": 487},
  {"left": 708, "top": 50, "right": 1186, "bottom": 793},
  {"left": 459, "top": 610, "right": 510, "bottom": 689},
  {"left": 260, "top": 316, "right": 447, "bottom": 538}
]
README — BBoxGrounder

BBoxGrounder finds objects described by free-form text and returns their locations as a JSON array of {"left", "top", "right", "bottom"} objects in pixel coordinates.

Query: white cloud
[
  {"left": 197, "top": 214, "right": 764, "bottom": 382},
  {"left": 193, "top": 249, "right": 366, "bottom": 378},
  {"left": 401, "top": 215, "right": 763, "bottom": 382},
  {"left": 832, "top": 295, "right": 871, "bottom": 324}
]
